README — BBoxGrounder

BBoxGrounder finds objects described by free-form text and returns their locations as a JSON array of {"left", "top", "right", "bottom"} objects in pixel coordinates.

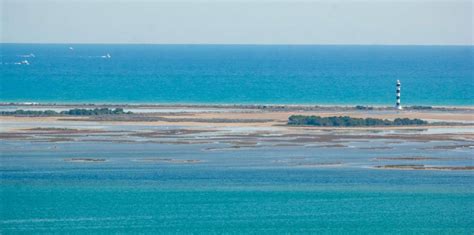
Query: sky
[{"left": 1, "top": 0, "right": 472, "bottom": 45}]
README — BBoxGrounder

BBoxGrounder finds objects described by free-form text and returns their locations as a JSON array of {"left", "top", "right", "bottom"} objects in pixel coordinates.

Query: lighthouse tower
[{"left": 395, "top": 80, "right": 402, "bottom": 110}]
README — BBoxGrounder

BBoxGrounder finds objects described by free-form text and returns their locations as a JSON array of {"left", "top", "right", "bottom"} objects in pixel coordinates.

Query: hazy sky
[{"left": 1, "top": 0, "right": 472, "bottom": 45}]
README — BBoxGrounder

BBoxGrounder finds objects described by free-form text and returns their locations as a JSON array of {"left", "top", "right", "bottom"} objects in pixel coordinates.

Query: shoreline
[
  {"left": 1, "top": 102, "right": 473, "bottom": 112},
  {"left": 1, "top": 103, "right": 472, "bottom": 172},
  {"left": 1, "top": 102, "right": 473, "bottom": 128}
]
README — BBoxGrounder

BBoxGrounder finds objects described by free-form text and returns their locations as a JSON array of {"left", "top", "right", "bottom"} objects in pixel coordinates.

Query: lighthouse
[{"left": 395, "top": 80, "right": 402, "bottom": 110}]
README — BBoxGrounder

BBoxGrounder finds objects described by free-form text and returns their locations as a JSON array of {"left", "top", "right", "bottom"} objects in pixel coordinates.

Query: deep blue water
[{"left": 1, "top": 44, "right": 473, "bottom": 105}]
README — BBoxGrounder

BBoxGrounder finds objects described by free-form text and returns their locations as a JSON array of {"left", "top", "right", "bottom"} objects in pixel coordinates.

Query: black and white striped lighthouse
[{"left": 395, "top": 80, "right": 402, "bottom": 110}]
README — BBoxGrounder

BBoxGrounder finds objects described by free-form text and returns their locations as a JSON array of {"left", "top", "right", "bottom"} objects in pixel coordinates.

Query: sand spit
[
  {"left": 1, "top": 105, "right": 473, "bottom": 148},
  {"left": 34, "top": 137, "right": 75, "bottom": 142},
  {"left": 203, "top": 145, "right": 262, "bottom": 151},
  {"left": 61, "top": 115, "right": 275, "bottom": 123},
  {"left": 3, "top": 103, "right": 474, "bottom": 126},
  {"left": 0, "top": 133, "right": 31, "bottom": 140},
  {"left": 372, "top": 157, "right": 470, "bottom": 161},
  {"left": 292, "top": 162, "right": 344, "bottom": 167},
  {"left": 130, "top": 129, "right": 215, "bottom": 138},
  {"left": 272, "top": 143, "right": 304, "bottom": 147},
  {"left": 358, "top": 146, "right": 394, "bottom": 150},
  {"left": 64, "top": 158, "right": 107, "bottom": 163},
  {"left": 132, "top": 158, "right": 201, "bottom": 164},
  {"left": 277, "top": 133, "right": 473, "bottom": 143},
  {"left": 2, "top": 128, "right": 473, "bottom": 146},
  {"left": 2, "top": 102, "right": 473, "bottom": 112},
  {"left": 307, "top": 144, "right": 347, "bottom": 148},
  {"left": 430, "top": 144, "right": 474, "bottom": 150},
  {"left": 23, "top": 127, "right": 108, "bottom": 134},
  {"left": 374, "top": 165, "right": 474, "bottom": 171}
]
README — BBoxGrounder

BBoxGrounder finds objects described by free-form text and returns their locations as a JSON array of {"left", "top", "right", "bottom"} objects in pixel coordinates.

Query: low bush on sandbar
[
  {"left": 409, "top": 106, "right": 433, "bottom": 110},
  {"left": 0, "top": 108, "right": 132, "bottom": 116},
  {"left": 355, "top": 105, "right": 374, "bottom": 110},
  {"left": 288, "top": 115, "right": 427, "bottom": 126}
]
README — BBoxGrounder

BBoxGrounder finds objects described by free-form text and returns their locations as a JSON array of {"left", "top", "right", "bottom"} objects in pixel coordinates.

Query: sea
[
  {"left": 1, "top": 44, "right": 474, "bottom": 234},
  {"left": 1, "top": 44, "right": 473, "bottom": 106}
]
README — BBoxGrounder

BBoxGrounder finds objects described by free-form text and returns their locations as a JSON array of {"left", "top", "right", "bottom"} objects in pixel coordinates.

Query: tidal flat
[{"left": 1, "top": 104, "right": 473, "bottom": 233}]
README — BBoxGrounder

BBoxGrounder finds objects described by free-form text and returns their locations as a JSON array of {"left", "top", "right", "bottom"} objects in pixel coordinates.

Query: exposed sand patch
[
  {"left": 35, "top": 137, "right": 75, "bottom": 142},
  {"left": 307, "top": 144, "right": 347, "bottom": 148},
  {"left": 0, "top": 133, "right": 30, "bottom": 139},
  {"left": 292, "top": 162, "right": 344, "bottom": 167},
  {"left": 1, "top": 107, "right": 473, "bottom": 147},
  {"left": 23, "top": 127, "right": 107, "bottom": 134},
  {"left": 64, "top": 158, "right": 107, "bottom": 163},
  {"left": 371, "top": 157, "right": 470, "bottom": 161},
  {"left": 2, "top": 106, "right": 473, "bottom": 129},
  {"left": 359, "top": 146, "right": 394, "bottom": 150},
  {"left": 430, "top": 144, "right": 474, "bottom": 150},
  {"left": 132, "top": 158, "right": 201, "bottom": 164},
  {"left": 374, "top": 165, "right": 474, "bottom": 171},
  {"left": 130, "top": 129, "right": 215, "bottom": 138}
]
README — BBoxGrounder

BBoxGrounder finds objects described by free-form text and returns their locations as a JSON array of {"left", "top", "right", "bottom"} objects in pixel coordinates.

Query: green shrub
[
  {"left": 0, "top": 108, "right": 131, "bottom": 116},
  {"left": 288, "top": 115, "right": 427, "bottom": 126}
]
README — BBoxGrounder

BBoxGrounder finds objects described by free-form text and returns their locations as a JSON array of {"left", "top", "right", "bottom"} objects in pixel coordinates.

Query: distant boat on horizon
[{"left": 101, "top": 53, "right": 111, "bottom": 59}]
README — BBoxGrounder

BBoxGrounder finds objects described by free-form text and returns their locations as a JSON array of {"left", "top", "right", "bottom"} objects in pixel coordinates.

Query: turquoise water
[
  {"left": 1, "top": 44, "right": 473, "bottom": 105},
  {"left": 1, "top": 138, "right": 473, "bottom": 233}
]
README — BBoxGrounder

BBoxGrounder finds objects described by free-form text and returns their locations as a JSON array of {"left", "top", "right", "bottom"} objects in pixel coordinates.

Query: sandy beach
[
  {"left": 1, "top": 103, "right": 473, "bottom": 129},
  {"left": 1, "top": 104, "right": 473, "bottom": 158}
]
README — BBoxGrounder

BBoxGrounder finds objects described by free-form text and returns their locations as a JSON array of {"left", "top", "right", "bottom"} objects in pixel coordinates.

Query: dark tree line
[
  {"left": 62, "top": 108, "right": 130, "bottom": 115},
  {"left": 0, "top": 108, "right": 132, "bottom": 116},
  {"left": 288, "top": 115, "right": 427, "bottom": 126}
]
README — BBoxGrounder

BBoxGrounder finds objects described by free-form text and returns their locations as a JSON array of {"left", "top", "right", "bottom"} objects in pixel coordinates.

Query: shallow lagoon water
[{"left": 1, "top": 134, "right": 473, "bottom": 233}]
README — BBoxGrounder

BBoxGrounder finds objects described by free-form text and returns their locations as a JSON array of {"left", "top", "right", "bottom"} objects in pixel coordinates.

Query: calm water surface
[
  {"left": 1, "top": 137, "right": 473, "bottom": 233},
  {"left": 1, "top": 44, "right": 473, "bottom": 105}
]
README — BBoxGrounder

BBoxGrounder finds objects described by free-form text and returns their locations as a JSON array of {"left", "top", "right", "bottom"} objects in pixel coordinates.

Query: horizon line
[{"left": 1, "top": 42, "right": 473, "bottom": 47}]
